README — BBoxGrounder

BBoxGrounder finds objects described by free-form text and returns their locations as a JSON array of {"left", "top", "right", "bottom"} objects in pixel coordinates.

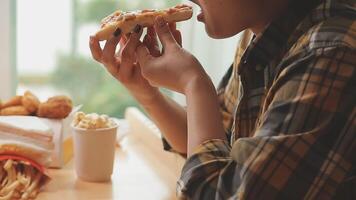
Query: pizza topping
[
  {"left": 167, "top": 8, "right": 179, "bottom": 14},
  {"left": 142, "top": 9, "right": 156, "bottom": 13},
  {"left": 101, "top": 11, "right": 123, "bottom": 28},
  {"left": 101, "top": 4, "right": 192, "bottom": 26},
  {"left": 124, "top": 13, "right": 136, "bottom": 21},
  {"left": 101, "top": 11, "right": 122, "bottom": 24}
]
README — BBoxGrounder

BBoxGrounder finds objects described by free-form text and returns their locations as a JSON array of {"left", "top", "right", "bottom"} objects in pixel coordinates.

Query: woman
[{"left": 90, "top": 0, "right": 356, "bottom": 199}]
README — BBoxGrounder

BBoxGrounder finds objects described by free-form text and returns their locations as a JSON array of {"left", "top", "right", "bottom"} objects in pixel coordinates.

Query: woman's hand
[
  {"left": 136, "top": 17, "right": 210, "bottom": 94},
  {"left": 89, "top": 26, "right": 161, "bottom": 105},
  {"left": 137, "top": 17, "right": 225, "bottom": 155}
]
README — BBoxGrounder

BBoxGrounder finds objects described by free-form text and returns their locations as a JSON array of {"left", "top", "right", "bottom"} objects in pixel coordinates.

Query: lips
[{"left": 197, "top": 10, "right": 204, "bottom": 22}]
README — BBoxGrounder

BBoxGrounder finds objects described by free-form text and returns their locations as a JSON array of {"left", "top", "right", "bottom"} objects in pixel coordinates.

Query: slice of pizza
[{"left": 95, "top": 4, "right": 193, "bottom": 41}]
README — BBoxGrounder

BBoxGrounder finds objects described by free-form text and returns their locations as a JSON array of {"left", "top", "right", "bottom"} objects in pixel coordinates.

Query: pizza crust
[{"left": 95, "top": 4, "right": 193, "bottom": 41}]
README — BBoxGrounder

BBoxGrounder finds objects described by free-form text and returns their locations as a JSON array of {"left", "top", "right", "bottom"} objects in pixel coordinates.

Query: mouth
[{"left": 197, "top": 10, "right": 204, "bottom": 22}]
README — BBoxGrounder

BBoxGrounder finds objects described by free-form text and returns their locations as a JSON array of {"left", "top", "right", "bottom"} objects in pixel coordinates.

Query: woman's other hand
[
  {"left": 136, "top": 17, "right": 210, "bottom": 94},
  {"left": 89, "top": 26, "right": 159, "bottom": 105}
]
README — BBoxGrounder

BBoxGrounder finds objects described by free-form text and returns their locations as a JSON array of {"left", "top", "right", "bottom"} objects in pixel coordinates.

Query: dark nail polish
[
  {"left": 113, "top": 28, "right": 121, "bottom": 37},
  {"left": 134, "top": 25, "right": 142, "bottom": 33}
]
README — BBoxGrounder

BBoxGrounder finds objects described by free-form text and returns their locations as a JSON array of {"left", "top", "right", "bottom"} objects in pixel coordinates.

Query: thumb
[
  {"left": 136, "top": 43, "right": 154, "bottom": 66},
  {"left": 154, "top": 16, "right": 177, "bottom": 50}
]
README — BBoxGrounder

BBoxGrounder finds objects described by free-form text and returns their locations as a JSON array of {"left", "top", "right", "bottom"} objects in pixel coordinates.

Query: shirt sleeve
[{"left": 177, "top": 47, "right": 356, "bottom": 200}]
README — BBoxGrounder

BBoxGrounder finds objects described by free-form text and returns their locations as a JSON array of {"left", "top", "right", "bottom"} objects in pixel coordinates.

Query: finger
[
  {"left": 89, "top": 36, "right": 103, "bottom": 62},
  {"left": 121, "top": 25, "right": 143, "bottom": 63},
  {"left": 169, "top": 23, "right": 176, "bottom": 31},
  {"left": 117, "top": 35, "right": 129, "bottom": 57},
  {"left": 137, "top": 44, "right": 156, "bottom": 80},
  {"left": 119, "top": 25, "right": 143, "bottom": 79},
  {"left": 154, "top": 16, "right": 177, "bottom": 50},
  {"left": 147, "top": 26, "right": 157, "bottom": 38},
  {"left": 168, "top": 23, "right": 182, "bottom": 47},
  {"left": 120, "top": 35, "right": 128, "bottom": 46},
  {"left": 102, "top": 28, "right": 122, "bottom": 66},
  {"left": 172, "top": 30, "right": 182, "bottom": 47},
  {"left": 143, "top": 34, "right": 160, "bottom": 57},
  {"left": 146, "top": 27, "right": 160, "bottom": 55},
  {"left": 147, "top": 26, "right": 158, "bottom": 46},
  {"left": 136, "top": 42, "right": 155, "bottom": 67}
]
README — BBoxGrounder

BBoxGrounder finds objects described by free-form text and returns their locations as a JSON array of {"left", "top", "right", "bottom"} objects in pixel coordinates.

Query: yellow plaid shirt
[{"left": 176, "top": 0, "right": 356, "bottom": 199}]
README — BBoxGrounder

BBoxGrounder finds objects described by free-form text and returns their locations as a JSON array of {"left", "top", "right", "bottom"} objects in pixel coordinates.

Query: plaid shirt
[{"left": 175, "top": 0, "right": 356, "bottom": 199}]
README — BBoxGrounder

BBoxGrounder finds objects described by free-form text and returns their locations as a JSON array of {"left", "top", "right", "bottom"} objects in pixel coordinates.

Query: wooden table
[{"left": 38, "top": 108, "right": 186, "bottom": 200}]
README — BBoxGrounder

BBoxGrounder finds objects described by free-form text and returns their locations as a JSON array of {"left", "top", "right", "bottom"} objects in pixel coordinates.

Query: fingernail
[
  {"left": 113, "top": 28, "right": 121, "bottom": 37},
  {"left": 156, "top": 16, "right": 165, "bottom": 27},
  {"left": 134, "top": 25, "right": 142, "bottom": 33}
]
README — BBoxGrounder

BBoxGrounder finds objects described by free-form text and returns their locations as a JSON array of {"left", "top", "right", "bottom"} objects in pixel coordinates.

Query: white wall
[
  {"left": 16, "top": 0, "right": 71, "bottom": 75},
  {"left": 0, "top": 0, "right": 16, "bottom": 99}
]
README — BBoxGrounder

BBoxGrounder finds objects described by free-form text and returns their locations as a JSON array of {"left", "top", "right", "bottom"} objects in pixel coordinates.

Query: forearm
[
  {"left": 137, "top": 91, "right": 188, "bottom": 154},
  {"left": 185, "top": 76, "right": 226, "bottom": 156}
]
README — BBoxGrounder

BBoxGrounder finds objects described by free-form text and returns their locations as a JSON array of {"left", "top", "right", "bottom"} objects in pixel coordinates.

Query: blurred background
[{"left": 0, "top": 0, "right": 239, "bottom": 118}]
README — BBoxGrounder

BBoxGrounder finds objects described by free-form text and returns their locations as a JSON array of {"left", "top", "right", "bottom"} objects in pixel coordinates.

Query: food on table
[
  {"left": 37, "top": 96, "right": 73, "bottom": 119},
  {"left": 2, "top": 96, "right": 23, "bottom": 109},
  {"left": 0, "top": 116, "right": 54, "bottom": 199},
  {"left": 0, "top": 116, "right": 54, "bottom": 150},
  {"left": 0, "top": 142, "right": 51, "bottom": 200},
  {"left": 0, "top": 142, "right": 52, "bottom": 167},
  {"left": 72, "top": 112, "right": 117, "bottom": 129},
  {"left": 95, "top": 4, "right": 193, "bottom": 41},
  {"left": 22, "top": 91, "right": 40, "bottom": 114},
  {"left": 0, "top": 106, "right": 30, "bottom": 116},
  {"left": 0, "top": 91, "right": 73, "bottom": 119}
]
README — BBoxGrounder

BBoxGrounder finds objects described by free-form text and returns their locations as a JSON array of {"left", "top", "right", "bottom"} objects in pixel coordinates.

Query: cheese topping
[{"left": 100, "top": 4, "right": 193, "bottom": 27}]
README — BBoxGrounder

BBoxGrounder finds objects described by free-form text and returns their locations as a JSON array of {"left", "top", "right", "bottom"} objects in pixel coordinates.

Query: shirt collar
[{"left": 238, "top": 0, "right": 323, "bottom": 74}]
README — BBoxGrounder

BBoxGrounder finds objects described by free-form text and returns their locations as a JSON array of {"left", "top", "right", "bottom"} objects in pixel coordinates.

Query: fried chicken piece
[
  {"left": 22, "top": 91, "right": 41, "bottom": 114},
  {"left": 0, "top": 106, "right": 30, "bottom": 116},
  {"left": 2, "top": 96, "right": 23, "bottom": 109},
  {"left": 37, "top": 96, "right": 73, "bottom": 119}
]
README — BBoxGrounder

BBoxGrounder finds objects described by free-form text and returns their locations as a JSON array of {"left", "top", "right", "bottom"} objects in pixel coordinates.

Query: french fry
[
  {"left": 0, "top": 159, "right": 47, "bottom": 200},
  {"left": 0, "top": 189, "right": 13, "bottom": 200},
  {"left": 21, "top": 172, "right": 41, "bottom": 200},
  {"left": 1, "top": 180, "right": 20, "bottom": 195}
]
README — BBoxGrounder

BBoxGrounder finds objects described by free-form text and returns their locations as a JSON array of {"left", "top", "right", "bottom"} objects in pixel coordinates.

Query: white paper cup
[{"left": 72, "top": 124, "right": 118, "bottom": 182}]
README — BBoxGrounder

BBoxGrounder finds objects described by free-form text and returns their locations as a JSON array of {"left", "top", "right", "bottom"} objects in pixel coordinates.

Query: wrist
[
  {"left": 133, "top": 89, "right": 164, "bottom": 108},
  {"left": 184, "top": 73, "right": 215, "bottom": 96}
]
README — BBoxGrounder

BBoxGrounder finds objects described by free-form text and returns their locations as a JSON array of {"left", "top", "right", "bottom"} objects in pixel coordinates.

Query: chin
[{"left": 205, "top": 24, "right": 245, "bottom": 39}]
